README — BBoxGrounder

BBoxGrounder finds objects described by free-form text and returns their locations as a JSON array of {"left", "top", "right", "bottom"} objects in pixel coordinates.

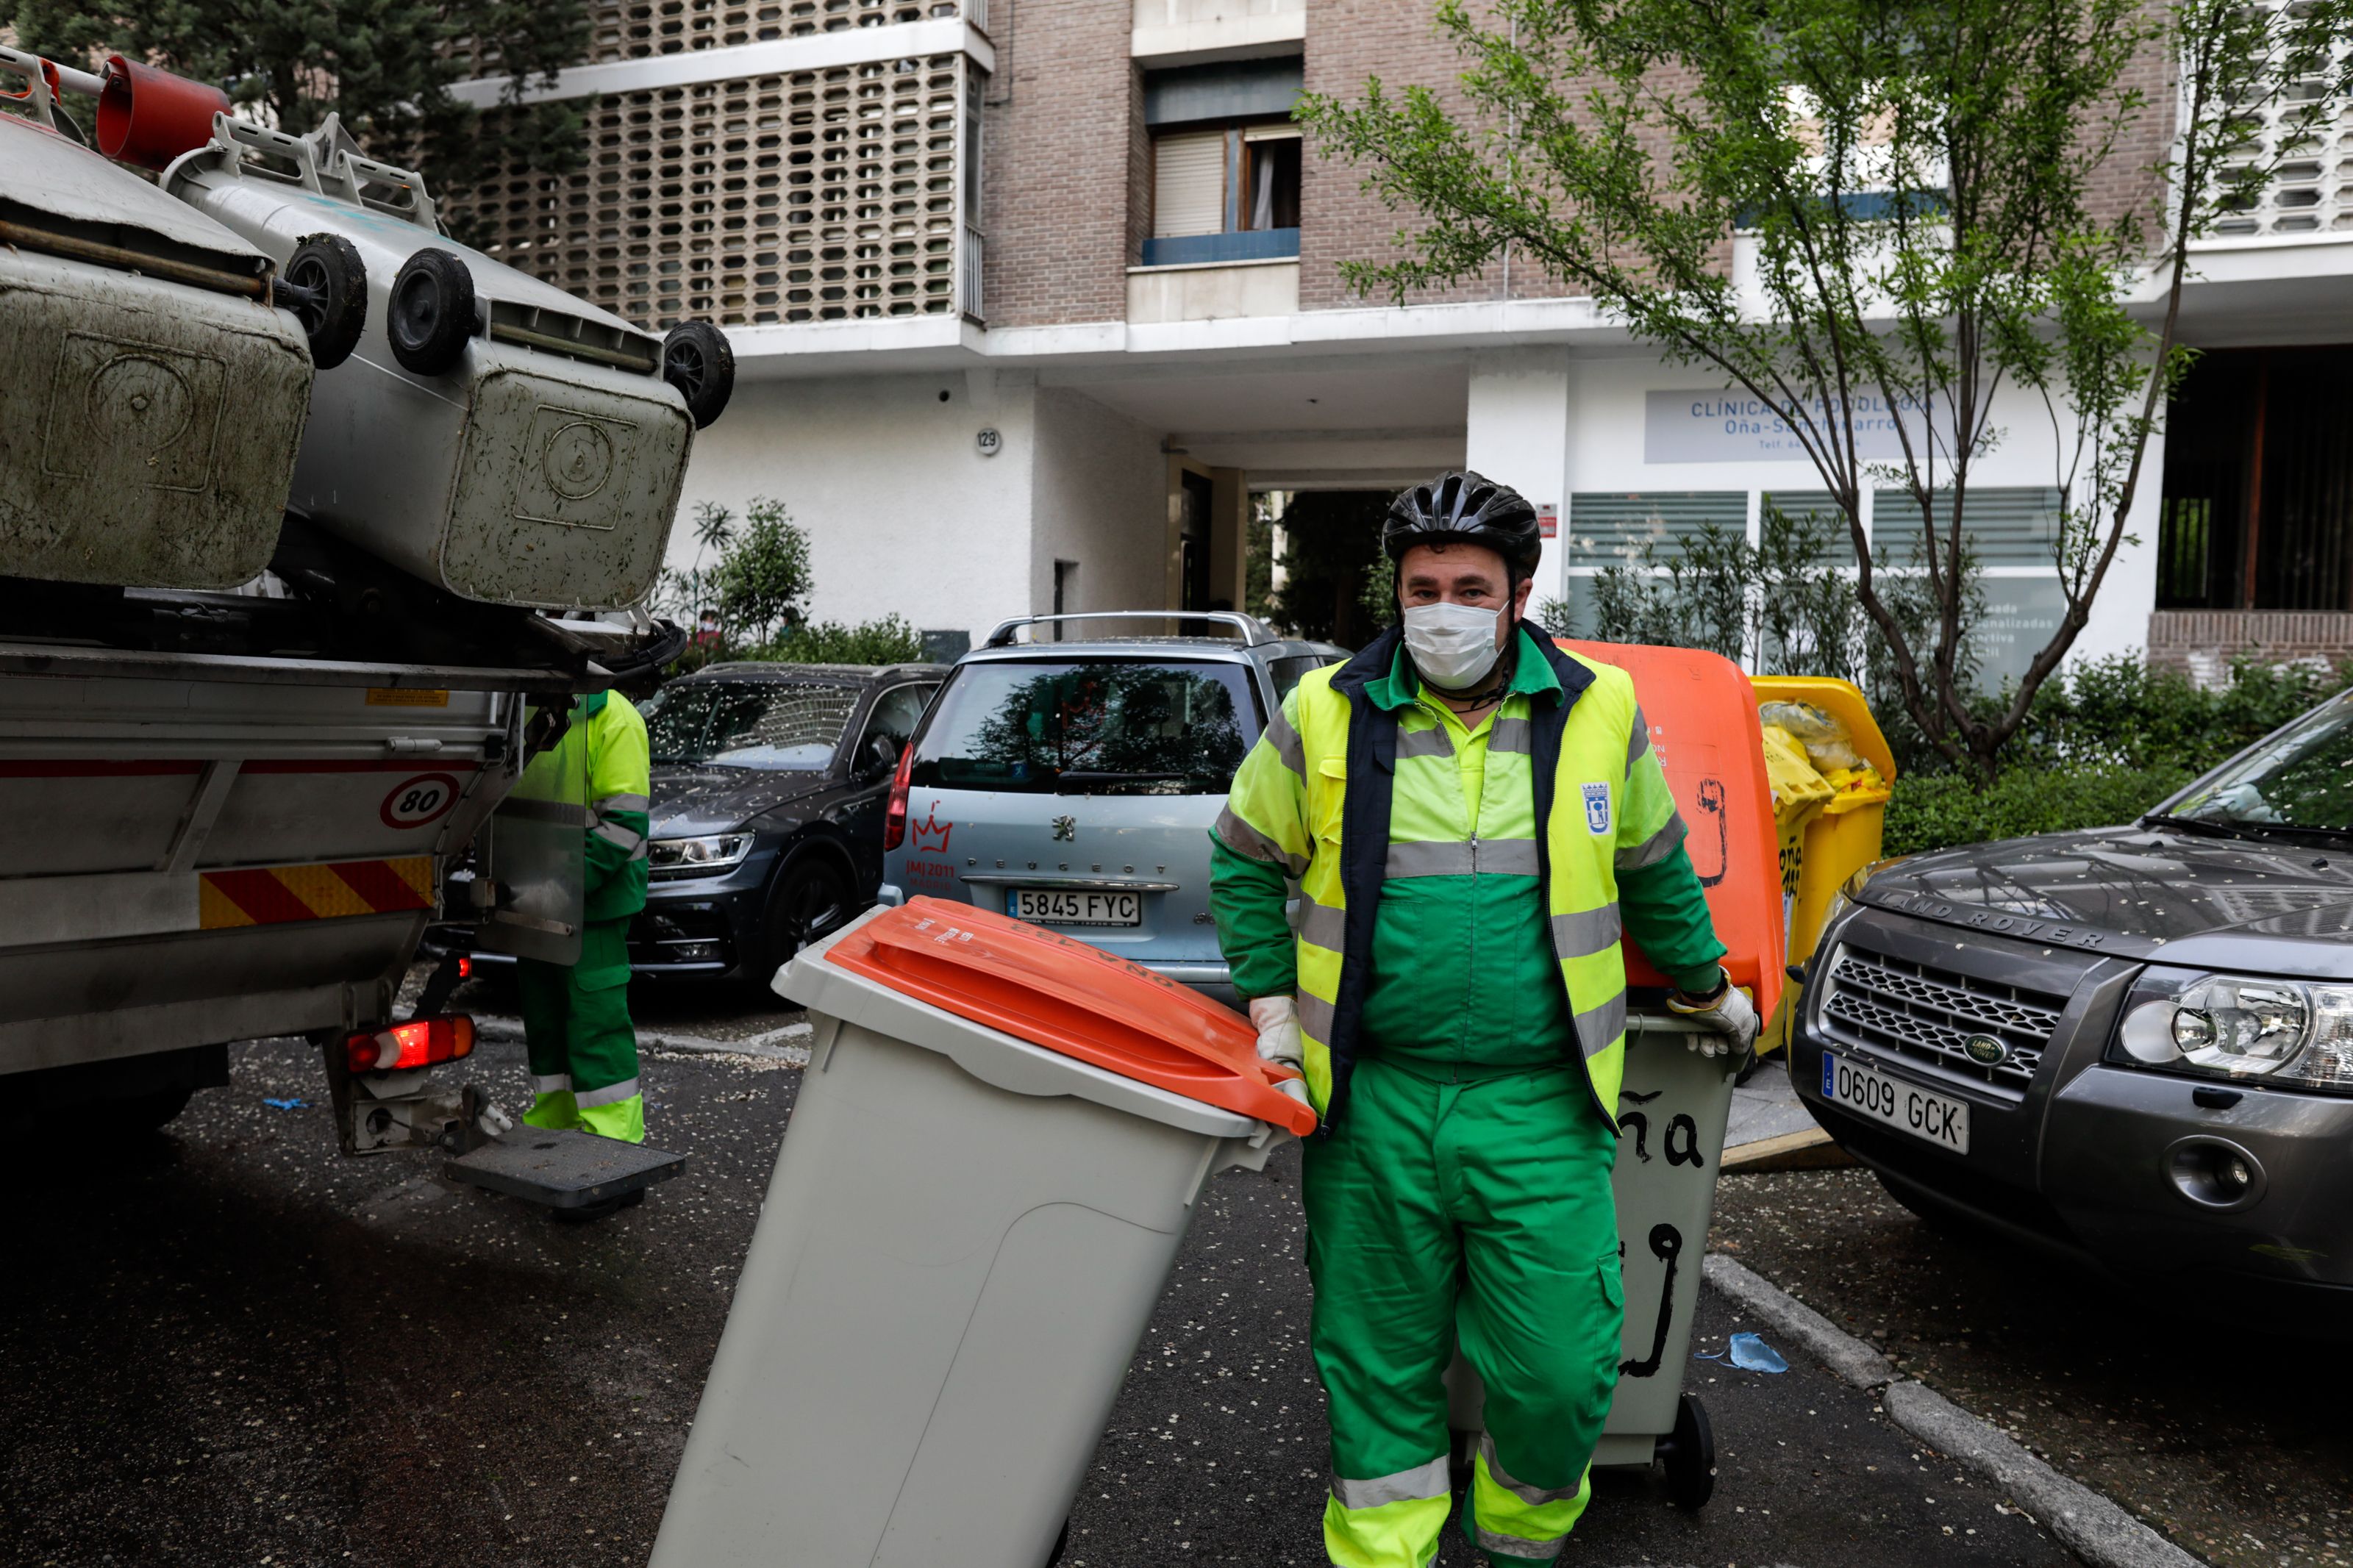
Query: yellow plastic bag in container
[
  {"left": 1760, "top": 724, "right": 1834, "bottom": 903},
  {"left": 1757, "top": 700, "right": 1866, "bottom": 772},
  {"left": 1821, "top": 764, "right": 1893, "bottom": 815}
]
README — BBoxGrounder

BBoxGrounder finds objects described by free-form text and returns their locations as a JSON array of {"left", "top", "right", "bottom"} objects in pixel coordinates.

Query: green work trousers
[
  {"left": 518, "top": 918, "right": 644, "bottom": 1143},
  {"left": 1301, "top": 1056, "right": 1623, "bottom": 1567}
]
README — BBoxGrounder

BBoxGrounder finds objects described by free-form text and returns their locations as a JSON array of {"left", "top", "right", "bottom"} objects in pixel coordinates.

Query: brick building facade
[{"left": 440, "top": 0, "right": 2353, "bottom": 676}]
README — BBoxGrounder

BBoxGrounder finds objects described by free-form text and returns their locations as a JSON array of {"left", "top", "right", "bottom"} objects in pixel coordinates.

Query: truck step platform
[{"left": 443, "top": 1127, "right": 685, "bottom": 1211}]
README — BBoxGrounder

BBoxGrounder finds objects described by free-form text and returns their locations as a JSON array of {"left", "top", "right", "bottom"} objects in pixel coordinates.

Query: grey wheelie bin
[
  {"left": 1444, "top": 637, "right": 1790, "bottom": 1511},
  {"left": 0, "top": 53, "right": 311, "bottom": 590},
  {"left": 649, "top": 896, "right": 1318, "bottom": 1568}
]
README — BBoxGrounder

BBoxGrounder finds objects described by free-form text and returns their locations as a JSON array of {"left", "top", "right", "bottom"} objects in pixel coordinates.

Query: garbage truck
[{"left": 0, "top": 50, "right": 724, "bottom": 1178}]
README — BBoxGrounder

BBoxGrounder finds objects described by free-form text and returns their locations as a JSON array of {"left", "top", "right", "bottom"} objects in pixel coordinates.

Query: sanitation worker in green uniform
[
  {"left": 1209, "top": 472, "right": 1758, "bottom": 1567},
  {"left": 516, "top": 690, "right": 652, "bottom": 1143}
]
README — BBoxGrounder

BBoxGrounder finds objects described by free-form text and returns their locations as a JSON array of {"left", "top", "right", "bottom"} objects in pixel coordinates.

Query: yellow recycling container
[{"left": 1749, "top": 676, "right": 1896, "bottom": 1056}]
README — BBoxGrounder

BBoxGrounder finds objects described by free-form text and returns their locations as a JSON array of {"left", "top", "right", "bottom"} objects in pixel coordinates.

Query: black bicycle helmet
[{"left": 1382, "top": 470, "right": 1542, "bottom": 576}]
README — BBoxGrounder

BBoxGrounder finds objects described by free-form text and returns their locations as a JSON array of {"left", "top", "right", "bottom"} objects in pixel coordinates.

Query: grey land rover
[{"left": 1792, "top": 687, "right": 2353, "bottom": 1321}]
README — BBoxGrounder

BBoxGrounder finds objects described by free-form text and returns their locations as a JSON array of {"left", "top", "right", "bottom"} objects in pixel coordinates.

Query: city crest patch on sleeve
[{"left": 1583, "top": 781, "right": 1613, "bottom": 835}]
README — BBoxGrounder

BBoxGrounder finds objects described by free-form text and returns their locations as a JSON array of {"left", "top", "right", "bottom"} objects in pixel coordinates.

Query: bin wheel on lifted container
[
  {"left": 388, "top": 248, "right": 477, "bottom": 376},
  {"left": 663, "top": 320, "right": 736, "bottom": 429},
  {"left": 275, "top": 233, "right": 368, "bottom": 370},
  {"left": 1659, "top": 1392, "right": 1715, "bottom": 1510}
]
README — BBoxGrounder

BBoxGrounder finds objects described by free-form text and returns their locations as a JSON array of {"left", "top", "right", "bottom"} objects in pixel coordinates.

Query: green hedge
[
  {"left": 754, "top": 615, "right": 928, "bottom": 666},
  {"left": 1882, "top": 763, "right": 2197, "bottom": 857}
]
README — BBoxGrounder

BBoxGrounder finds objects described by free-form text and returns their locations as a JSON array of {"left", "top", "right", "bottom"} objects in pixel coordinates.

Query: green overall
[
  {"left": 517, "top": 690, "right": 651, "bottom": 1144},
  {"left": 1210, "top": 626, "right": 1727, "bottom": 1567}
]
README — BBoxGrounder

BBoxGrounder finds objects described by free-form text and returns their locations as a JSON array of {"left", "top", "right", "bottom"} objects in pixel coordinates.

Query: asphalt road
[
  {"left": 1711, "top": 1157, "right": 2353, "bottom": 1568},
  {"left": 2, "top": 991, "right": 2071, "bottom": 1568}
]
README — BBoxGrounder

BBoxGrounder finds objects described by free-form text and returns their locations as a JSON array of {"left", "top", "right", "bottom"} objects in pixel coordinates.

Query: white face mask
[{"left": 1402, "top": 601, "right": 1502, "bottom": 690}]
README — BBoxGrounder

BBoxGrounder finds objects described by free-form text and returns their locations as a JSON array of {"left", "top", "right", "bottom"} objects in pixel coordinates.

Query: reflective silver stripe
[
  {"left": 501, "top": 798, "right": 590, "bottom": 827},
  {"left": 1396, "top": 724, "right": 1454, "bottom": 760},
  {"left": 593, "top": 792, "right": 651, "bottom": 813},
  {"left": 1488, "top": 715, "right": 1532, "bottom": 755},
  {"left": 1265, "top": 704, "right": 1306, "bottom": 779},
  {"left": 1474, "top": 1523, "right": 1564, "bottom": 1560},
  {"left": 593, "top": 820, "right": 646, "bottom": 853},
  {"left": 1614, "top": 811, "right": 1688, "bottom": 870},
  {"left": 1297, "top": 891, "right": 1345, "bottom": 952},
  {"left": 1298, "top": 989, "right": 1336, "bottom": 1043},
  {"left": 1549, "top": 904, "right": 1622, "bottom": 960},
  {"left": 529, "top": 1073, "right": 573, "bottom": 1095},
  {"left": 630, "top": 838, "right": 649, "bottom": 862},
  {"left": 574, "top": 1076, "right": 641, "bottom": 1109},
  {"left": 1628, "top": 706, "right": 1651, "bottom": 767},
  {"left": 1575, "top": 992, "right": 1627, "bottom": 1057},
  {"left": 1214, "top": 804, "right": 1310, "bottom": 878},
  {"left": 1478, "top": 1434, "right": 1585, "bottom": 1508},
  {"left": 1329, "top": 1456, "right": 1451, "bottom": 1511},
  {"left": 1385, "top": 837, "right": 1540, "bottom": 878}
]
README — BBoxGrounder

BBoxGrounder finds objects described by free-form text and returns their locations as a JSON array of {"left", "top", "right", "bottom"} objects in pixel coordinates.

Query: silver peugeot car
[
  {"left": 876, "top": 612, "right": 1343, "bottom": 1005},
  {"left": 1792, "top": 687, "right": 2353, "bottom": 1322}
]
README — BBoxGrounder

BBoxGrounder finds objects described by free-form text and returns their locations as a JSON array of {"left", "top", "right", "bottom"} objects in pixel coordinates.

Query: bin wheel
[
  {"left": 277, "top": 233, "right": 367, "bottom": 370},
  {"left": 388, "top": 248, "right": 476, "bottom": 376},
  {"left": 663, "top": 320, "right": 735, "bottom": 429},
  {"left": 1658, "top": 1392, "right": 1715, "bottom": 1510},
  {"left": 1043, "top": 1517, "right": 1069, "bottom": 1567}
]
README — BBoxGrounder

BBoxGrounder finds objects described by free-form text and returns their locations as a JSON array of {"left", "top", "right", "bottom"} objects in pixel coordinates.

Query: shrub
[
  {"left": 757, "top": 615, "right": 927, "bottom": 666},
  {"left": 1882, "top": 763, "right": 2199, "bottom": 858}
]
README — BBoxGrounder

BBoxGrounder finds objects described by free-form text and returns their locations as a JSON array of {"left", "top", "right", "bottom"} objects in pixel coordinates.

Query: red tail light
[
  {"left": 457, "top": 956, "right": 473, "bottom": 978},
  {"left": 346, "top": 1015, "right": 476, "bottom": 1074},
  {"left": 882, "top": 742, "right": 914, "bottom": 851}
]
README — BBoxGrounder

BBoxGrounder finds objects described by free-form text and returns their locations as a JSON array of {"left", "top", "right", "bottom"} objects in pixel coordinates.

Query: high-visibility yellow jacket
[
  {"left": 1210, "top": 626, "right": 1723, "bottom": 1132},
  {"left": 515, "top": 690, "right": 651, "bottom": 936}
]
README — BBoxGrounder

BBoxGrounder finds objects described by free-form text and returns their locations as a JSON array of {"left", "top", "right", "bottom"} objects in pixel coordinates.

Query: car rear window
[
  {"left": 642, "top": 681, "right": 860, "bottom": 770},
  {"left": 910, "top": 659, "right": 1262, "bottom": 795}
]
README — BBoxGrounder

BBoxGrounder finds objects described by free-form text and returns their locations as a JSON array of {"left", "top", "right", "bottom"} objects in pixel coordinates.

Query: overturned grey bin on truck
[
  {"left": 649, "top": 897, "right": 1318, "bottom": 1568},
  {"left": 0, "top": 57, "right": 312, "bottom": 590},
  {"left": 154, "top": 109, "right": 735, "bottom": 610}
]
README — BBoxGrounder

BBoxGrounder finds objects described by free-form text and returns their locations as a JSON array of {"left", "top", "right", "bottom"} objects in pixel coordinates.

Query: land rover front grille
[{"left": 1819, "top": 943, "right": 2065, "bottom": 1094}]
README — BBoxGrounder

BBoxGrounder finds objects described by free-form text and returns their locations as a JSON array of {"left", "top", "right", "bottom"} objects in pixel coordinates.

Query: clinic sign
[{"left": 1645, "top": 388, "right": 1930, "bottom": 464}]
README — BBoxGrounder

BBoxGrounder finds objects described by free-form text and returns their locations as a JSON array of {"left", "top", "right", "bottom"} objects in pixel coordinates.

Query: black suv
[{"left": 629, "top": 661, "right": 943, "bottom": 981}]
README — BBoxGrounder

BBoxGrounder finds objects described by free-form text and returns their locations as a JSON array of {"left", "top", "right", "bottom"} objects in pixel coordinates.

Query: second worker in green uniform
[
  {"left": 513, "top": 688, "right": 653, "bottom": 1145},
  {"left": 1208, "top": 473, "right": 1757, "bottom": 1567}
]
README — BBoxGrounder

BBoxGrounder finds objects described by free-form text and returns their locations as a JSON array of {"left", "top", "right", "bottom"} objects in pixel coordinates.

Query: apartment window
[{"left": 1142, "top": 58, "right": 1302, "bottom": 266}]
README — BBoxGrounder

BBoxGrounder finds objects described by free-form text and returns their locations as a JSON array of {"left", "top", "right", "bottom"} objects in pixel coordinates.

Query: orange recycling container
[
  {"left": 1560, "top": 640, "right": 1785, "bottom": 1024},
  {"left": 822, "top": 896, "right": 1318, "bottom": 1136}
]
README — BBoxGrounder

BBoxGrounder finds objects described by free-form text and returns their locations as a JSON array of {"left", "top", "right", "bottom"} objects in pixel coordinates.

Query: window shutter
[{"left": 1154, "top": 131, "right": 1228, "bottom": 237}]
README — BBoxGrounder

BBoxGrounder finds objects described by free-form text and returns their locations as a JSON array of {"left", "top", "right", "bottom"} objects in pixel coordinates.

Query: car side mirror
[{"left": 859, "top": 734, "right": 901, "bottom": 781}]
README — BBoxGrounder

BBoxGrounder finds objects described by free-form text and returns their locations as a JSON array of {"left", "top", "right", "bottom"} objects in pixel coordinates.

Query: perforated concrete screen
[
  {"left": 454, "top": 0, "right": 960, "bottom": 74},
  {"left": 2213, "top": 0, "right": 2352, "bottom": 237},
  {"left": 446, "top": 53, "right": 968, "bottom": 330}
]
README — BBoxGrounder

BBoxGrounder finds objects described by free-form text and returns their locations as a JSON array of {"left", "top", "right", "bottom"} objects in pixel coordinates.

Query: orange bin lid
[
  {"left": 823, "top": 898, "right": 1318, "bottom": 1137},
  {"left": 1560, "top": 640, "right": 1786, "bottom": 1023}
]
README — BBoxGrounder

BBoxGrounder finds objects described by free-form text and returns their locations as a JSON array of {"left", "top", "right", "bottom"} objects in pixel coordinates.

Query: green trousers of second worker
[
  {"left": 1302, "top": 1056, "right": 1623, "bottom": 1567},
  {"left": 518, "top": 918, "right": 644, "bottom": 1143}
]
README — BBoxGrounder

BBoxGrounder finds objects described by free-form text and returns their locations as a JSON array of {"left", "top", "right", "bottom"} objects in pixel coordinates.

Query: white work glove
[
  {"left": 1665, "top": 975, "right": 1760, "bottom": 1059},
  {"left": 1249, "top": 995, "right": 1312, "bottom": 1109}
]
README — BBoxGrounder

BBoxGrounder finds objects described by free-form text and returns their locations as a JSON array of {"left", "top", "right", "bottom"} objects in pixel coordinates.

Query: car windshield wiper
[
  {"left": 1052, "top": 770, "right": 1187, "bottom": 792},
  {"left": 2143, "top": 812, "right": 2257, "bottom": 840}
]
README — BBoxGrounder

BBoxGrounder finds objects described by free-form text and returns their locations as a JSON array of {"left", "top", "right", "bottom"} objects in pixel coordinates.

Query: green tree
[
  {"left": 713, "top": 495, "right": 813, "bottom": 648},
  {"left": 1302, "top": 0, "right": 2353, "bottom": 777},
  {"left": 1268, "top": 490, "right": 1393, "bottom": 647},
  {"left": 13, "top": 0, "right": 589, "bottom": 221}
]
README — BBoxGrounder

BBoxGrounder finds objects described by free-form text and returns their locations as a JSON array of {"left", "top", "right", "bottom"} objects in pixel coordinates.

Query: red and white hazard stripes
[{"left": 199, "top": 856, "right": 435, "bottom": 928}]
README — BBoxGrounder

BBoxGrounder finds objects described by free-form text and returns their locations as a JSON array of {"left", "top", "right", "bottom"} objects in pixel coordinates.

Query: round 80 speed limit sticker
[{"left": 380, "top": 772, "right": 463, "bottom": 829}]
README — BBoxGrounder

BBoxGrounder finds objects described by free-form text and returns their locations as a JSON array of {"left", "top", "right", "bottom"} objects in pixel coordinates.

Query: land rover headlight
[{"left": 2113, "top": 967, "right": 2353, "bottom": 1092}]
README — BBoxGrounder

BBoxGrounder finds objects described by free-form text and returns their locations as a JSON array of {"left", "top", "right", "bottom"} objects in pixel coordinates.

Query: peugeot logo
[
  {"left": 1050, "top": 815, "right": 1076, "bottom": 842},
  {"left": 1963, "top": 1034, "right": 2010, "bottom": 1066}
]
